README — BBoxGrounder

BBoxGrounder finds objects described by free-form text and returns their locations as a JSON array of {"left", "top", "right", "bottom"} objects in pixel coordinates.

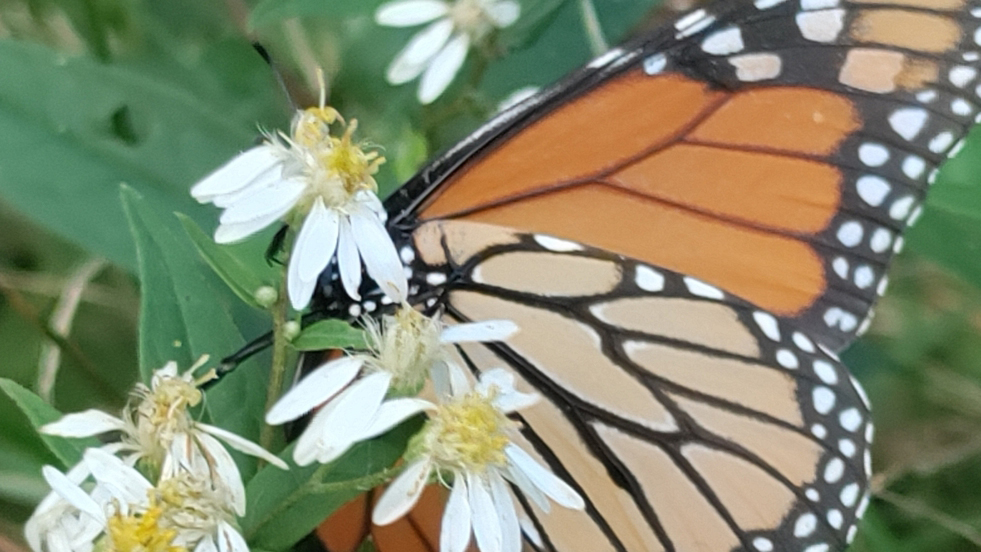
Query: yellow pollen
[
  {"left": 430, "top": 391, "right": 510, "bottom": 472},
  {"left": 146, "top": 379, "right": 200, "bottom": 427},
  {"left": 105, "top": 506, "right": 186, "bottom": 552}
]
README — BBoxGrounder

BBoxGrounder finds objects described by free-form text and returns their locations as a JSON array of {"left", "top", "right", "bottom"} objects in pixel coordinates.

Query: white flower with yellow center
[
  {"left": 265, "top": 306, "right": 517, "bottom": 466},
  {"left": 376, "top": 0, "right": 520, "bottom": 104},
  {"left": 40, "top": 360, "right": 286, "bottom": 517},
  {"left": 372, "top": 367, "right": 584, "bottom": 552},
  {"left": 35, "top": 448, "right": 249, "bottom": 552},
  {"left": 190, "top": 81, "right": 407, "bottom": 309}
]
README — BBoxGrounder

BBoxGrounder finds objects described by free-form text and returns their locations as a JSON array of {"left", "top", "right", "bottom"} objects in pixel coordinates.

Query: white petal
[
  {"left": 468, "top": 473, "right": 502, "bottom": 552},
  {"left": 441, "top": 476, "right": 472, "bottom": 552},
  {"left": 418, "top": 33, "right": 470, "bottom": 104},
  {"left": 196, "top": 432, "right": 247, "bottom": 516},
  {"left": 350, "top": 208, "right": 407, "bottom": 302},
  {"left": 197, "top": 422, "right": 288, "bottom": 470},
  {"left": 288, "top": 198, "right": 340, "bottom": 310},
  {"left": 41, "top": 410, "right": 126, "bottom": 437},
  {"left": 41, "top": 466, "right": 104, "bottom": 524},
  {"left": 478, "top": 370, "right": 538, "bottom": 413},
  {"left": 314, "top": 372, "right": 393, "bottom": 463},
  {"left": 486, "top": 0, "right": 520, "bottom": 27},
  {"left": 214, "top": 208, "right": 288, "bottom": 244},
  {"left": 191, "top": 147, "right": 281, "bottom": 202},
  {"left": 216, "top": 521, "right": 249, "bottom": 552},
  {"left": 292, "top": 400, "right": 338, "bottom": 466},
  {"left": 505, "top": 460, "right": 550, "bottom": 513},
  {"left": 211, "top": 164, "right": 288, "bottom": 209},
  {"left": 218, "top": 179, "right": 304, "bottom": 224},
  {"left": 359, "top": 398, "right": 434, "bottom": 440},
  {"left": 336, "top": 216, "right": 363, "bottom": 300},
  {"left": 446, "top": 362, "right": 473, "bottom": 398},
  {"left": 372, "top": 458, "right": 433, "bottom": 525},
  {"left": 440, "top": 320, "right": 518, "bottom": 344},
  {"left": 431, "top": 361, "right": 453, "bottom": 400},
  {"left": 84, "top": 448, "right": 152, "bottom": 507},
  {"left": 194, "top": 537, "right": 218, "bottom": 552},
  {"left": 386, "top": 19, "right": 454, "bottom": 84},
  {"left": 376, "top": 0, "right": 449, "bottom": 26},
  {"left": 266, "top": 357, "right": 364, "bottom": 424},
  {"left": 504, "top": 444, "right": 583, "bottom": 509},
  {"left": 490, "top": 473, "right": 521, "bottom": 552}
]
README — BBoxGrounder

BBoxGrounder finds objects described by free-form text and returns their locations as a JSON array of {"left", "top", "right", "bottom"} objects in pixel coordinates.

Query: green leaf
[
  {"left": 121, "top": 186, "right": 270, "bottom": 476},
  {"left": 0, "top": 378, "right": 92, "bottom": 469},
  {"left": 178, "top": 214, "right": 279, "bottom": 310},
  {"left": 293, "top": 319, "right": 367, "bottom": 351},
  {"left": 242, "top": 418, "right": 422, "bottom": 550},
  {"left": 0, "top": 39, "right": 282, "bottom": 270}
]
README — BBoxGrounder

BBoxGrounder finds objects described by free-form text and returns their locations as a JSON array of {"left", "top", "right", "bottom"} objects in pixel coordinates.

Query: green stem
[
  {"left": 578, "top": 0, "right": 609, "bottom": 56},
  {"left": 260, "top": 274, "right": 291, "bottom": 454}
]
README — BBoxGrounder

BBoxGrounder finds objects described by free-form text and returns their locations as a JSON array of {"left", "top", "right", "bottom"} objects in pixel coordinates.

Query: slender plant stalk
[
  {"left": 578, "top": 0, "right": 609, "bottom": 56},
  {"left": 260, "top": 274, "right": 291, "bottom": 454}
]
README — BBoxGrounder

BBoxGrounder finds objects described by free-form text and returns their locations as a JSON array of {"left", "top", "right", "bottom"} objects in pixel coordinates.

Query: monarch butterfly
[{"left": 294, "top": 0, "right": 981, "bottom": 549}]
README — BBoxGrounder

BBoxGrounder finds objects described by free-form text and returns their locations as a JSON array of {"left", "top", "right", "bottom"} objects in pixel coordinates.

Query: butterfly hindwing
[{"left": 401, "top": 219, "right": 873, "bottom": 552}]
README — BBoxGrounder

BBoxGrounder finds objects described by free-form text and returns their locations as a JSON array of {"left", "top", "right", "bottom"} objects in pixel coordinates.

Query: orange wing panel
[
  {"left": 422, "top": 72, "right": 724, "bottom": 218},
  {"left": 461, "top": 185, "right": 824, "bottom": 315},
  {"left": 609, "top": 144, "right": 841, "bottom": 233},
  {"left": 688, "top": 88, "right": 860, "bottom": 154}
]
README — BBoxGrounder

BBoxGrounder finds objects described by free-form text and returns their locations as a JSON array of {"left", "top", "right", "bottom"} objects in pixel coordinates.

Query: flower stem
[
  {"left": 260, "top": 273, "right": 291, "bottom": 454},
  {"left": 578, "top": 0, "right": 608, "bottom": 56}
]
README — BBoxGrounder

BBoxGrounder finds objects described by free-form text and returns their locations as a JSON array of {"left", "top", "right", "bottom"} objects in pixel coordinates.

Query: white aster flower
[
  {"left": 36, "top": 448, "right": 249, "bottom": 552},
  {"left": 41, "top": 359, "right": 286, "bottom": 517},
  {"left": 190, "top": 81, "right": 407, "bottom": 309},
  {"left": 372, "top": 367, "right": 584, "bottom": 552},
  {"left": 376, "top": 0, "right": 521, "bottom": 104},
  {"left": 266, "top": 306, "right": 517, "bottom": 466}
]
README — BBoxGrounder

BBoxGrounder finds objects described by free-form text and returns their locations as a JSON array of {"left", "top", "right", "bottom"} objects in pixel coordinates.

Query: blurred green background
[{"left": 1, "top": 0, "right": 980, "bottom": 550}]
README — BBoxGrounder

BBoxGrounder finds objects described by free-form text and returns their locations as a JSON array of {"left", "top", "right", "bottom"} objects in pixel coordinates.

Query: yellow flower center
[
  {"left": 428, "top": 390, "right": 511, "bottom": 472},
  {"left": 366, "top": 306, "right": 442, "bottom": 394},
  {"left": 103, "top": 505, "right": 185, "bottom": 552}
]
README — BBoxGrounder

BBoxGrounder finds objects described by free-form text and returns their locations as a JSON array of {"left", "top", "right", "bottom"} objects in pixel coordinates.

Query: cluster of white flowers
[
  {"left": 376, "top": 0, "right": 521, "bottom": 103},
  {"left": 26, "top": 360, "right": 286, "bottom": 552},
  {"left": 267, "top": 306, "right": 584, "bottom": 552}
]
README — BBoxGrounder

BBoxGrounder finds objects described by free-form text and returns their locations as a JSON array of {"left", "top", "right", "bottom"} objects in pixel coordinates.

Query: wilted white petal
[
  {"left": 191, "top": 147, "right": 281, "bottom": 201},
  {"left": 490, "top": 473, "right": 522, "bottom": 552},
  {"left": 218, "top": 179, "right": 305, "bottom": 224},
  {"left": 197, "top": 422, "right": 288, "bottom": 470},
  {"left": 386, "top": 19, "right": 455, "bottom": 84},
  {"left": 418, "top": 33, "right": 470, "bottom": 104},
  {"left": 360, "top": 398, "right": 434, "bottom": 440},
  {"left": 288, "top": 198, "right": 340, "bottom": 309},
  {"left": 314, "top": 372, "right": 393, "bottom": 463},
  {"left": 372, "top": 458, "right": 433, "bottom": 525},
  {"left": 478, "top": 369, "right": 538, "bottom": 413},
  {"left": 196, "top": 432, "right": 247, "bottom": 516},
  {"left": 266, "top": 356, "right": 364, "bottom": 424},
  {"left": 440, "top": 320, "right": 518, "bottom": 344},
  {"left": 376, "top": 0, "right": 449, "bottom": 26},
  {"left": 350, "top": 208, "right": 407, "bottom": 302},
  {"left": 441, "top": 476, "right": 472, "bottom": 552},
  {"left": 505, "top": 444, "right": 583, "bottom": 509},
  {"left": 214, "top": 202, "right": 293, "bottom": 244},
  {"left": 216, "top": 521, "right": 249, "bottom": 552},
  {"left": 518, "top": 512, "right": 544, "bottom": 548},
  {"left": 84, "top": 449, "right": 152, "bottom": 507},
  {"left": 446, "top": 362, "right": 473, "bottom": 398},
  {"left": 336, "top": 217, "right": 363, "bottom": 300},
  {"left": 194, "top": 536, "right": 219, "bottom": 552},
  {"left": 468, "top": 472, "right": 502, "bottom": 552},
  {"left": 41, "top": 410, "right": 126, "bottom": 437},
  {"left": 486, "top": 0, "right": 520, "bottom": 27},
  {"left": 431, "top": 361, "right": 453, "bottom": 401},
  {"left": 41, "top": 466, "right": 104, "bottom": 524}
]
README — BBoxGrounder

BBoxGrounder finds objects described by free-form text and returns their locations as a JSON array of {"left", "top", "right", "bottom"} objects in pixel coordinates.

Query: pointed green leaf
[
  {"left": 0, "top": 379, "right": 93, "bottom": 469},
  {"left": 293, "top": 319, "right": 367, "bottom": 351}
]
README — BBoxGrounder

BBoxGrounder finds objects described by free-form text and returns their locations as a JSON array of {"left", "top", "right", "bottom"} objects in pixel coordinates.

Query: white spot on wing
[
  {"left": 534, "top": 235, "right": 582, "bottom": 252},
  {"left": 752, "top": 311, "right": 780, "bottom": 340},
  {"left": 794, "top": 513, "right": 818, "bottom": 537},
  {"left": 856, "top": 175, "right": 890, "bottom": 206},
  {"left": 888, "top": 108, "right": 928, "bottom": 140},
  {"left": 644, "top": 53, "right": 668, "bottom": 75},
  {"left": 586, "top": 48, "right": 624, "bottom": 69},
  {"left": 635, "top": 265, "right": 665, "bottom": 292},
  {"left": 729, "top": 53, "right": 782, "bottom": 81},
  {"left": 837, "top": 221, "right": 864, "bottom": 247},
  {"left": 950, "top": 65, "right": 978, "bottom": 88},
  {"left": 801, "top": 0, "right": 838, "bottom": 8},
  {"left": 854, "top": 265, "right": 874, "bottom": 289},
  {"left": 683, "top": 277, "right": 725, "bottom": 299},
  {"left": 676, "top": 9, "right": 716, "bottom": 38},
  {"left": 902, "top": 155, "right": 926, "bottom": 179},
  {"left": 929, "top": 131, "right": 955, "bottom": 153},
  {"left": 858, "top": 143, "right": 889, "bottom": 167},
  {"left": 832, "top": 257, "right": 849, "bottom": 279},
  {"left": 824, "top": 458, "right": 845, "bottom": 483},
  {"left": 840, "top": 407, "right": 863, "bottom": 432},
  {"left": 889, "top": 196, "right": 915, "bottom": 220},
  {"left": 813, "top": 360, "right": 838, "bottom": 385},
  {"left": 870, "top": 228, "right": 892, "bottom": 253},
  {"left": 796, "top": 9, "right": 845, "bottom": 43},
  {"left": 701, "top": 27, "right": 744, "bottom": 55},
  {"left": 776, "top": 349, "right": 799, "bottom": 369},
  {"left": 813, "top": 386, "right": 836, "bottom": 414},
  {"left": 755, "top": 0, "right": 788, "bottom": 8}
]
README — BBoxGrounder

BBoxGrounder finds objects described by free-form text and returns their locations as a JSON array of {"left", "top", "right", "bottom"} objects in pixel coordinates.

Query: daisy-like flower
[
  {"left": 265, "top": 305, "right": 517, "bottom": 467},
  {"left": 376, "top": 0, "right": 520, "bottom": 104},
  {"left": 190, "top": 78, "right": 407, "bottom": 309},
  {"left": 35, "top": 448, "right": 249, "bottom": 552},
  {"left": 41, "top": 359, "right": 287, "bottom": 517},
  {"left": 372, "top": 367, "right": 584, "bottom": 552}
]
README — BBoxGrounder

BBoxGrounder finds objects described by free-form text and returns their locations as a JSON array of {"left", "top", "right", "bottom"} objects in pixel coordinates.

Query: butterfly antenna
[{"left": 252, "top": 42, "right": 299, "bottom": 113}]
